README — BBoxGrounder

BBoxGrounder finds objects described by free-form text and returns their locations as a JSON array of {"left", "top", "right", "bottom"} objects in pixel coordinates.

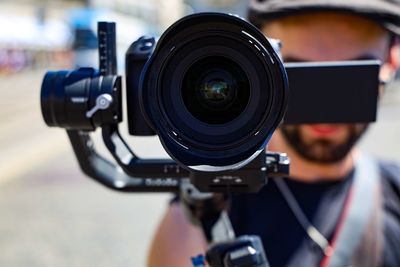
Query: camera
[
  {"left": 130, "top": 13, "right": 288, "bottom": 172},
  {"left": 41, "top": 13, "right": 291, "bottom": 193}
]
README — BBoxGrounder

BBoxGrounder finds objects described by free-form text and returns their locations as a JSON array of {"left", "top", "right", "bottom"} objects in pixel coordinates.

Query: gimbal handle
[{"left": 67, "top": 127, "right": 187, "bottom": 192}]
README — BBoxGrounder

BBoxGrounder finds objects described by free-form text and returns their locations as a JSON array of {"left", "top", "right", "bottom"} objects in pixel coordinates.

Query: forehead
[{"left": 261, "top": 12, "right": 390, "bottom": 61}]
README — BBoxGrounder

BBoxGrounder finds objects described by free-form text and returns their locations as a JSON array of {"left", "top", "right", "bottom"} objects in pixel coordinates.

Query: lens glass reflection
[{"left": 182, "top": 56, "right": 250, "bottom": 124}]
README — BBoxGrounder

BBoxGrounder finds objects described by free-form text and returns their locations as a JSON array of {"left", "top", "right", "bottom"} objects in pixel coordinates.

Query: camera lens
[
  {"left": 140, "top": 13, "right": 288, "bottom": 171},
  {"left": 182, "top": 56, "right": 250, "bottom": 124}
]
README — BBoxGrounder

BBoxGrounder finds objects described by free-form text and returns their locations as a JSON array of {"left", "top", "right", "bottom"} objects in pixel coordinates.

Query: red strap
[{"left": 319, "top": 186, "right": 354, "bottom": 267}]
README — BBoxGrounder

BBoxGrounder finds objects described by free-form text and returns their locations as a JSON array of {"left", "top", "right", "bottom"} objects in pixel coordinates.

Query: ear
[{"left": 380, "top": 38, "right": 399, "bottom": 83}]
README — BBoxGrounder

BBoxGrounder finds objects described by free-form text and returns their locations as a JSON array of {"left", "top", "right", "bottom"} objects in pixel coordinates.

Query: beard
[{"left": 280, "top": 124, "right": 369, "bottom": 164}]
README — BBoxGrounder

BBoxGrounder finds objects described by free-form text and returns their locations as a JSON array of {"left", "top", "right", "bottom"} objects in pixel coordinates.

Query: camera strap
[
  {"left": 321, "top": 154, "right": 382, "bottom": 267},
  {"left": 279, "top": 154, "right": 382, "bottom": 267}
]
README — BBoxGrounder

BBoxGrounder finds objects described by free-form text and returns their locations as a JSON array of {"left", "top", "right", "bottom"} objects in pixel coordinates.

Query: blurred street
[
  {"left": 0, "top": 1, "right": 400, "bottom": 267},
  {"left": 0, "top": 70, "right": 171, "bottom": 267}
]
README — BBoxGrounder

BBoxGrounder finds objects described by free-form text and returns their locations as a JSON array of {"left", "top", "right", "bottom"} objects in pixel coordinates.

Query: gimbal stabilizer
[
  {"left": 67, "top": 123, "right": 288, "bottom": 267},
  {"left": 41, "top": 18, "right": 290, "bottom": 267}
]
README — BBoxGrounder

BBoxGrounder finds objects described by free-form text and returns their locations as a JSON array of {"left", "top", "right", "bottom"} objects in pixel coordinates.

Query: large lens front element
[
  {"left": 182, "top": 56, "right": 250, "bottom": 124},
  {"left": 140, "top": 13, "right": 288, "bottom": 171}
]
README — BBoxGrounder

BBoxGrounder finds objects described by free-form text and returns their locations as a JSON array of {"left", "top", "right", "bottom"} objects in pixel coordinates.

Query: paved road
[
  {"left": 0, "top": 70, "right": 171, "bottom": 267},
  {"left": 0, "top": 70, "right": 399, "bottom": 267},
  {"left": 359, "top": 80, "right": 400, "bottom": 162}
]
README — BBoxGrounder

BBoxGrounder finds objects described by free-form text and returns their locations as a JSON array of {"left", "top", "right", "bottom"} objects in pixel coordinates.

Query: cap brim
[{"left": 248, "top": 1, "right": 400, "bottom": 35}]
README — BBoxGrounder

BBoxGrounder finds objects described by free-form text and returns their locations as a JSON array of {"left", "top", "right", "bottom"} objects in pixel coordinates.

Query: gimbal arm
[
  {"left": 66, "top": 124, "right": 289, "bottom": 194},
  {"left": 67, "top": 128, "right": 188, "bottom": 192}
]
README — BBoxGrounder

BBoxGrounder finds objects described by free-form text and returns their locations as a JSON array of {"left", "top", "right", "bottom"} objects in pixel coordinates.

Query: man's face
[{"left": 262, "top": 12, "right": 393, "bottom": 164}]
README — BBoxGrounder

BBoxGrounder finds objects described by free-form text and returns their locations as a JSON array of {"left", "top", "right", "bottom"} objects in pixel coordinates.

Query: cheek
[
  {"left": 379, "top": 62, "right": 397, "bottom": 83},
  {"left": 332, "top": 125, "right": 351, "bottom": 140}
]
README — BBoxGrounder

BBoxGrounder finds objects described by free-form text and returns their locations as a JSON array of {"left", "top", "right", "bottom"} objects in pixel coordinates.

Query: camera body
[
  {"left": 125, "top": 31, "right": 289, "bottom": 192},
  {"left": 125, "top": 36, "right": 156, "bottom": 136}
]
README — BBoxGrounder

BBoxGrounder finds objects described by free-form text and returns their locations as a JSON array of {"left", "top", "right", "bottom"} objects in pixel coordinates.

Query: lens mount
[{"left": 140, "top": 13, "right": 288, "bottom": 171}]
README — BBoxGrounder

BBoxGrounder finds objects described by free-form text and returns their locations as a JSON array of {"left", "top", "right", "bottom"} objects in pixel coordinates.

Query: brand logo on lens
[{"left": 145, "top": 178, "right": 179, "bottom": 187}]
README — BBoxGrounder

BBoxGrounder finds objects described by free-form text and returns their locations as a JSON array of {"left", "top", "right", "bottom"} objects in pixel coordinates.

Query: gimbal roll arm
[{"left": 67, "top": 128, "right": 189, "bottom": 192}]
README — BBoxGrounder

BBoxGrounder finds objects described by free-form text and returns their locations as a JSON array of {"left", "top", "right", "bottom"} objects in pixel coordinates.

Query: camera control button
[{"left": 86, "top": 94, "right": 113, "bottom": 118}]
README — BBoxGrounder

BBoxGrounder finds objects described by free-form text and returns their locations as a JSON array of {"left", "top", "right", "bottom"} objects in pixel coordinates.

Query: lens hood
[{"left": 140, "top": 13, "right": 288, "bottom": 172}]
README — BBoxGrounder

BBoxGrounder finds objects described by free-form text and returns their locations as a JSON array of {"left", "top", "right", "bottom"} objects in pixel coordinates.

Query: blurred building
[
  {"left": 0, "top": 1, "right": 77, "bottom": 74},
  {"left": 0, "top": 0, "right": 228, "bottom": 74},
  {"left": 90, "top": 0, "right": 185, "bottom": 32},
  {"left": 0, "top": 0, "right": 184, "bottom": 73},
  {"left": 185, "top": 0, "right": 248, "bottom": 17}
]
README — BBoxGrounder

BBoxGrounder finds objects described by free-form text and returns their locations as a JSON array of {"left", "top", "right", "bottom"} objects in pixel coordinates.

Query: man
[{"left": 147, "top": 1, "right": 400, "bottom": 266}]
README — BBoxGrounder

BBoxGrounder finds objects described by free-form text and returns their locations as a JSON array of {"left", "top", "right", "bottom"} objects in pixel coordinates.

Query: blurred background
[{"left": 0, "top": 0, "right": 399, "bottom": 266}]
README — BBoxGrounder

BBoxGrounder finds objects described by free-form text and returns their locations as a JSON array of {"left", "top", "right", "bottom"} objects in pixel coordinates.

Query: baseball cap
[{"left": 248, "top": 0, "right": 400, "bottom": 36}]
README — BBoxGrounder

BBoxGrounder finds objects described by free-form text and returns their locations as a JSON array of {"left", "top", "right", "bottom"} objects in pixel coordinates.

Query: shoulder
[
  {"left": 378, "top": 160, "right": 400, "bottom": 196},
  {"left": 377, "top": 159, "right": 400, "bottom": 211},
  {"left": 377, "top": 160, "right": 400, "bottom": 266}
]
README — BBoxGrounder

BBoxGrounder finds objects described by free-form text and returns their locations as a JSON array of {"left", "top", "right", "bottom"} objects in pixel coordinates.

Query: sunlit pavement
[
  {"left": 0, "top": 70, "right": 170, "bottom": 267},
  {"left": 0, "top": 152, "right": 169, "bottom": 267},
  {"left": 0, "top": 70, "right": 399, "bottom": 267}
]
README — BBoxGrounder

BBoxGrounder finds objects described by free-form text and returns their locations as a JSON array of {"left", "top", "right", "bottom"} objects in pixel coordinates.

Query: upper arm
[
  {"left": 146, "top": 202, "right": 208, "bottom": 267},
  {"left": 381, "top": 162, "right": 400, "bottom": 266}
]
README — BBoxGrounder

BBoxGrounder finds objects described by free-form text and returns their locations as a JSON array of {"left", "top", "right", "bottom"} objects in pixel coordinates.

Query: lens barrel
[{"left": 140, "top": 13, "right": 288, "bottom": 171}]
